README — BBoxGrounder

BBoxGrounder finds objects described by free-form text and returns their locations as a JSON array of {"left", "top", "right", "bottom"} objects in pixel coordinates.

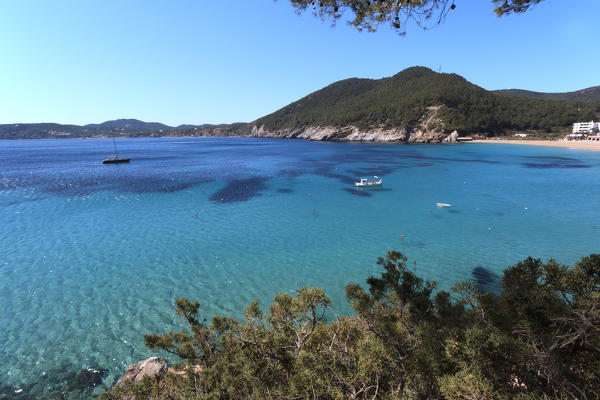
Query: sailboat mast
[{"left": 112, "top": 135, "right": 119, "bottom": 158}]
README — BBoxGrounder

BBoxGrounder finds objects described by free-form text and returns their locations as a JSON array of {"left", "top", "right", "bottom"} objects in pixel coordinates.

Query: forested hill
[
  {"left": 0, "top": 119, "right": 177, "bottom": 139},
  {"left": 3, "top": 69, "right": 599, "bottom": 140},
  {"left": 254, "top": 67, "right": 600, "bottom": 135},
  {"left": 495, "top": 86, "right": 600, "bottom": 103},
  {"left": 0, "top": 119, "right": 247, "bottom": 140}
]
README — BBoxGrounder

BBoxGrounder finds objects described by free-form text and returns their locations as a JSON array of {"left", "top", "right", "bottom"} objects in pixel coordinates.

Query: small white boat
[
  {"left": 354, "top": 176, "right": 383, "bottom": 187},
  {"left": 436, "top": 202, "right": 451, "bottom": 208}
]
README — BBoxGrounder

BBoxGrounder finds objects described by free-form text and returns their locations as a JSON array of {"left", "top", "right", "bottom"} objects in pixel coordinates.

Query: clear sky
[{"left": 0, "top": 0, "right": 598, "bottom": 126}]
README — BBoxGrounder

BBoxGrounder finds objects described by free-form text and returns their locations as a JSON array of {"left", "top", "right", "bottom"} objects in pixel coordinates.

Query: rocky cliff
[
  {"left": 250, "top": 105, "right": 459, "bottom": 143},
  {"left": 251, "top": 124, "right": 402, "bottom": 141},
  {"left": 250, "top": 125, "right": 458, "bottom": 143}
]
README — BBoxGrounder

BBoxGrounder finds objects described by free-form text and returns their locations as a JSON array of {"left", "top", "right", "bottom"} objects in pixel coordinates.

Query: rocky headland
[
  {"left": 250, "top": 124, "right": 459, "bottom": 143},
  {"left": 3, "top": 67, "right": 596, "bottom": 141},
  {"left": 249, "top": 104, "right": 460, "bottom": 143}
]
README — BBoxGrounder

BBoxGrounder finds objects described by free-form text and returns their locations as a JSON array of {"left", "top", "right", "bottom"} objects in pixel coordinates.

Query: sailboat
[{"left": 102, "top": 135, "right": 130, "bottom": 164}]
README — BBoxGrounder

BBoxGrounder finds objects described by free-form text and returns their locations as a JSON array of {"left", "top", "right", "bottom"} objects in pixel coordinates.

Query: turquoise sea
[{"left": 1, "top": 137, "right": 599, "bottom": 398}]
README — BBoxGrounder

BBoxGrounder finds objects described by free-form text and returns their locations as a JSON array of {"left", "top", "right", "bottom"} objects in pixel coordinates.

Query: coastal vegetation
[
  {"left": 1, "top": 68, "right": 598, "bottom": 140},
  {"left": 101, "top": 251, "right": 600, "bottom": 400},
  {"left": 254, "top": 67, "right": 600, "bottom": 136},
  {"left": 0, "top": 120, "right": 248, "bottom": 140},
  {"left": 494, "top": 87, "right": 600, "bottom": 103}
]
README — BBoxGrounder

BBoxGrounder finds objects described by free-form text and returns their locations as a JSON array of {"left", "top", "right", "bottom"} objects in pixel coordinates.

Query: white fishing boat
[
  {"left": 354, "top": 176, "right": 382, "bottom": 187},
  {"left": 436, "top": 202, "right": 451, "bottom": 208}
]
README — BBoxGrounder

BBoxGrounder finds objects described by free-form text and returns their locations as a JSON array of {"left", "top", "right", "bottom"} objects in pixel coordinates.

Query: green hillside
[
  {"left": 0, "top": 120, "right": 203, "bottom": 139},
  {"left": 0, "top": 123, "right": 86, "bottom": 139},
  {"left": 495, "top": 86, "right": 600, "bottom": 103},
  {"left": 255, "top": 67, "right": 600, "bottom": 135},
  {"left": 0, "top": 119, "right": 252, "bottom": 140},
  {"left": 2, "top": 68, "right": 598, "bottom": 140}
]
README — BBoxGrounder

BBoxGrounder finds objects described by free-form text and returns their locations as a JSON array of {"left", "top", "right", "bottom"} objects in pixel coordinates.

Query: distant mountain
[
  {"left": 0, "top": 123, "right": 87, "bottom": 140},
  {"left": 252, "top": 67, "right": 600, "bottom": 141},
  {"left": 0, "top": 119, "right": 202, "bottom": 139},
  {"left": 84, "top": 119, "right": 173, "bottom": 132},
  {"left": 170, "top": 123, "right": 251, "bottom": 138},
  {"left": 494, "top": 86, "right": 600, "bottom": 103},
  {"left": 0, "top": 119, "right": 253, "bottom": 139},
  {"left": 2, "top": 68, "right": 599, "bottom": 141}
]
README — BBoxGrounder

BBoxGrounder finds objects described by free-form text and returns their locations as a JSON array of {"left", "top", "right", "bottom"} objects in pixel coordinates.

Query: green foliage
[
  {"left": 103, "top": 252, "right": 600, "bottom": 399},
  {"left": 143, "top": 297, "right": 219, "bottom": 367},
  {"left": 289, "top": 1, "right": 544, "bottom": 34},
  {"left": 438, "top": 369, "right": 496, "bottom": 400},
  {"left": 255, "top": 67, "right": 600, "bottom": 136},
  {"left": 2, "top": 71, "right": 597, "bottom": 140},
  {"left": 495, "top": 86, "right": 600, "bottom": 103},
  {"left": 492, "top": 0, "right": 544, "bottom": 16},
  {"left": 0, "top": 121, "right": 252, "bottom": 140}
]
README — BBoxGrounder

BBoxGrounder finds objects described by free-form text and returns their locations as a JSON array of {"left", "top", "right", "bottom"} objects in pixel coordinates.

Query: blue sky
[{"left": 0, "top": 0, "right": 598, "bottom": 126}]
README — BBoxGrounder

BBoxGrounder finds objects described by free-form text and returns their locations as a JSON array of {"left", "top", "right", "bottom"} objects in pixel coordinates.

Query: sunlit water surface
[{"left": 1, "top": 138, "right": 599, "bottom": 397}]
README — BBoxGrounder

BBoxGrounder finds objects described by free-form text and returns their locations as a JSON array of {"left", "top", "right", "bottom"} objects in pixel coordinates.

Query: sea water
[{"left": 1, "top": 137, "right": 599, "bottom": 397}]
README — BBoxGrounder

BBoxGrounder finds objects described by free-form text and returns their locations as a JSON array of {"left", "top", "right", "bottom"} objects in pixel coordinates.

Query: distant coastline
[
  {"left": 470, "top": 139, "right": 600, "bottom": 152},
  {"left": 3, "top": 67, "right": 599, "bottom": 142},
  {"left": 7, "top": 136, "right": 600, "bottom": 154},
  {"left": 7, "top": 135, "right": 600, "bottom": 154}
]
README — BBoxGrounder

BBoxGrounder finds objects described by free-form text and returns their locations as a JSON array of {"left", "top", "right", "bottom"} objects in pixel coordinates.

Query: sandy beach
[{"left": 469, "top": 139, "right": 600, "bottom": 152}]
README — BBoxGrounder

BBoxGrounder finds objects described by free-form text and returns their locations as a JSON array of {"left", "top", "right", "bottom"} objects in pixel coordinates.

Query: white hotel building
[{"left": 572, "top": 121, "right": 600, "bottom": 133}]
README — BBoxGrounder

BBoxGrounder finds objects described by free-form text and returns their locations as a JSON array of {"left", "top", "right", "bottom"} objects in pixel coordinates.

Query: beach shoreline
[{"left": 469, "top": 139, "right": 600, "bottom": 152}]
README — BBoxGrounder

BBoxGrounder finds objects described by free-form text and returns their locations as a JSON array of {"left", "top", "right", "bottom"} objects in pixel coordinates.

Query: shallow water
[{"left": 1, "top": 137, "right": 599, "bottom": 397}]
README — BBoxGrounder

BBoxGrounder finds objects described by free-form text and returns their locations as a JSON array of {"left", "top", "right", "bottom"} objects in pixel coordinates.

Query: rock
[
  {"left": 443, "top": 130, "right": 459, "bottom": 143},
  {"left": 250, "top": 123, "right": 459, "bottom": 144},
  {"left": 251, "top": 124, "right": 408, "bottom": 142},
  {"left": 116, "top": 357, "right": 168, "bottom": 386},
  {"left": 168, "top": 364, "right": 203, "bottom": 377},
  {"left": 407, "top": 129, "right": 446, "bottom": 143},
  {"left": 73, "top": 367, "right": 106, "bottom": 389}
]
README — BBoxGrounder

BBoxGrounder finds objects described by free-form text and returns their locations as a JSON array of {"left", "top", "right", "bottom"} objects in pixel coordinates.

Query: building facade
[{"left": 572, "top": 121, "right": 600, "bottom": 133}]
